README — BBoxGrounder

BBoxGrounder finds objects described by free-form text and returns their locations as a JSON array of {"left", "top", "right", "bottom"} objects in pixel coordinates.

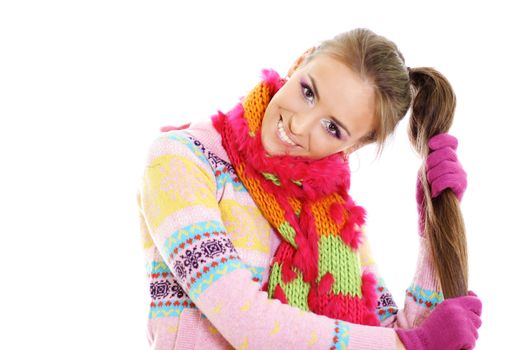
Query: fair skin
[
  {"left": 261, "top": 53, "right": 407, "bottom": 350},
  {"left": 261, "top": 54, "right": 377, "bottom": 159}
]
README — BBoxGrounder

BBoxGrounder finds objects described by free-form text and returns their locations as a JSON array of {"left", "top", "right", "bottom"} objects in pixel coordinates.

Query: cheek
[
  {"left": 262, "top": 102, "right": 277, "bottom": 128},
  {"left": 273, "top": 86, "right": 305, "bottom": 113},
  {"left": 286, "top": 95, "right": 307, "bottom": 112},
  {"left": 261, "top": 103, "right": 279, "bottom": 141},
  {"left": 312, "top": 129, "right": 348, "bottom": 155}
]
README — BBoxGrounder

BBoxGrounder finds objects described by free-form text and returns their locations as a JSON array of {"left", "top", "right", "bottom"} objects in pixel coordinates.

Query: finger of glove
[
  {"left": 426, "top": 146, "right": 458, "bottom": 168},
  {"left": 469, "top": 323, "right": 480, "bottom": 340},
  {"left": 465, "top": 323, "right": 480, "bottom": 344},
  {"left": 160, "top": 123, "right": 191, "bottom": 132},
  {"left": 460, "top": 340, "right": 475, "bottom": 350},
  {"left": 456, "top": 334, "right": 476, "bottom": 350},
  {"left": 459, "top": 325, "right": 479, "bottom": 350},
  {"left": 430, "top": 173, "right": 467, "bottom": 199},
  {"left": 427, "top": 159, "right": 463, "bottom": 183},
  {"left": 460, "top": 334, "right": 477, "bottom": 350},
  {"left": 454, "top": 295, "right": 483, "bottom": 317},
  {"left": 428, "top": 133, "right": 458, "bottom": 151},
  {"left": 469, "top": 311, "right": 482, "bottom": 329}
]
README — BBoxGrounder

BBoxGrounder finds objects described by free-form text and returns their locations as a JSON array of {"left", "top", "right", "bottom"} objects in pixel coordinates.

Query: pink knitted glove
[
  {"left": 416, "top": 133, "right": 467, "bottom": 235},
  {"left": 160, "top": 123, "right": 191, "bottom": 132},
  {"left": 426, "top": 133, "right": 467, "bottom": 200},
  {"left": 396, "top": 291, "right": 482, "bottom": 350}
]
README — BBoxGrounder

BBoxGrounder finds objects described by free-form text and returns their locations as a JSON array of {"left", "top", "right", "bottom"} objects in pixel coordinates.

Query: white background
[{"left": 1, "top": 1, "right": 523, "bottom": 349}]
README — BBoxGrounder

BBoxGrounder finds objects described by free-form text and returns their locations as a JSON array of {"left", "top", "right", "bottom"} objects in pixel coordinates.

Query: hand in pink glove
[
  {"left": 396, "top": 291, "right": 482, "bottom": 350},
  {"left": 416, "top": 133, "right": 467, "bottom": 235},
  {"left": 160, "top": 123, "right": 191, "bottom": 132},
  {"left": 426, "top": 134, "right": 467, "bottom": 200}
]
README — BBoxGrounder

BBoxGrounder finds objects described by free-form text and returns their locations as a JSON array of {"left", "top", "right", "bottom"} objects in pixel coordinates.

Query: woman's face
[{"left": 261, "top": 54, "right": 377, "bottom": 160}]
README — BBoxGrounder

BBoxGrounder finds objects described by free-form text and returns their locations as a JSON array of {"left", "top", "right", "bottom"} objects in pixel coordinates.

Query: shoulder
[
  {"left": 142, "top": 119, "right": 243, "bottom": 194},
  {"left": 144, "top": 128, "right": 212, "bottom": 172}
]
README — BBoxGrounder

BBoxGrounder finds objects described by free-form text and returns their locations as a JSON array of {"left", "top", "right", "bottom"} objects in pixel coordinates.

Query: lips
[{"left": 277, "top": 116, "right": 300, "bottom": 147}]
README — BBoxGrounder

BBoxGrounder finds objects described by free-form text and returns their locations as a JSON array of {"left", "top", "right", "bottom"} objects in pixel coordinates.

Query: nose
[{"left": 289, "top": 113, "right": 316, "bottom": 137}]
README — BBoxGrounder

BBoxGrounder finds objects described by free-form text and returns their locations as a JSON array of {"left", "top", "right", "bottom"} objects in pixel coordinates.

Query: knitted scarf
[{"left": 211, "top": 69, "right": 379, "bottom": 326}]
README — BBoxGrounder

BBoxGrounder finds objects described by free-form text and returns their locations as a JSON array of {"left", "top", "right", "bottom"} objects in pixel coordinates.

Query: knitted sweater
[{"left": 137, "top": 119, "right": 444, "bottom": 350}]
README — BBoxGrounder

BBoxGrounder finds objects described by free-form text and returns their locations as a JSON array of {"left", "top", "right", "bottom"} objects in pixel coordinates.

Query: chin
[{"left": 261, "top": 136, "right": 276, "bottom": 156}]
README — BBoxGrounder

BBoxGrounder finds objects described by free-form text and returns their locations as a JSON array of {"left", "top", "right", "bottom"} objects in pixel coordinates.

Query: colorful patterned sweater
[{"left": 137, "top": 119, "right": 444, "bottom": 350}]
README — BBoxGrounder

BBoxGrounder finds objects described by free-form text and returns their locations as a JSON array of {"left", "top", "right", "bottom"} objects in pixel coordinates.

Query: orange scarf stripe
[
  {"left": 288, "top": 197, "right": 301, "bottom": 216},
  {"left": 311, "top": 196, "right": 346, "bottom": 237},
  {"left": 237, "top": 164, "right": 288, "bottom": 229},
  {"left": 243, "top": 84, "right": 270, "bottom": 136}
]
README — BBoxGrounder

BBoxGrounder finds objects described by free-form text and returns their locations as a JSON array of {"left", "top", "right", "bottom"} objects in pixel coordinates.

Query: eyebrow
[{"left": 308, "top": 74, "right": 352, "bottom": 137}]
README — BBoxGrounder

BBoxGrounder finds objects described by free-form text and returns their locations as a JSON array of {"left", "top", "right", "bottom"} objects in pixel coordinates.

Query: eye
[
  {"left": 321, "top": 119, "right": 342, "bottom": 139},
  {"left": 300, "top": 82, "right": 315, "bottom": 104}
]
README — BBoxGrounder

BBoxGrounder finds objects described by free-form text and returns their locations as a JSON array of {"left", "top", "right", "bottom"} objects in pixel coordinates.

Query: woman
[{"left": 137, "top": 28, "right": 481, "bottom": 349}]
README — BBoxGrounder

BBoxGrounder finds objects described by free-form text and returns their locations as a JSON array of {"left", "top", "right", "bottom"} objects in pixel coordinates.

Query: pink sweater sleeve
[
  {"left": 139, "top": 133, "right": 397, "bottom": 349},
  {"left": 359, "top": 231, "right": 444, "bottom": 329}
]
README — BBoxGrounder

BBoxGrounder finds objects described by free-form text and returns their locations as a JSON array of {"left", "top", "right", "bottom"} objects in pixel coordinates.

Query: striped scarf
[{"left": 212, "top": 69, "right": 379, "bottom": 325}]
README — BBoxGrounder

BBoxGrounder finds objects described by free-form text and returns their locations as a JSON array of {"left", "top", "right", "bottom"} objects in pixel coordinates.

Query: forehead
[{"left": 299, "top": 55, "right": 377, "bottom": 136}]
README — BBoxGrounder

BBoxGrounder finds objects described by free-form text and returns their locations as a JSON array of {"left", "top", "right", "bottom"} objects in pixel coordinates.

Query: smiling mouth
[{"left": 277, "top": 116, "right": 299, "bottom": 147}]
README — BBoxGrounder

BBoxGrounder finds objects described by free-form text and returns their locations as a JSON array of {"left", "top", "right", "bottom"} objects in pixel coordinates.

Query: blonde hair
[{"left": 304, "top": 28, "right": 468, "bottom": 298}]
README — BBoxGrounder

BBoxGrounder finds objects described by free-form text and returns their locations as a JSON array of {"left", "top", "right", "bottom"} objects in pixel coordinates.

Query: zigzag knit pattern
[{"left": 213, "top": 69, "right": 380, "bottom": 326}]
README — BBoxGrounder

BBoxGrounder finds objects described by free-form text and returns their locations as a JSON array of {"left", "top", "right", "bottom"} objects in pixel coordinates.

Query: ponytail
[
  {"left": 311, "top": 28, "right": 469, "bottom": 297},
  {"left": 408, "top": 67, "right": 468, "bottom": 298}
]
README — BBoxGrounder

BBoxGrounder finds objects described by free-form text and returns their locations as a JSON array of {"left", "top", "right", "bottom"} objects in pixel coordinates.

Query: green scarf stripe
[
  {"left": 278, "top": 222, "right": 298, "bottom": 249},
  {"left": 262, "top": 172, "right": 281, "bottom": 186},
  {"left": 318, "top": 235, "right": 362, "bottom": 297},
  {"left": 291, "top": 179, "right": 303, "bottom": 187},
  {"left": 268, "top": 263, "right": 310, "bottom": 311}
]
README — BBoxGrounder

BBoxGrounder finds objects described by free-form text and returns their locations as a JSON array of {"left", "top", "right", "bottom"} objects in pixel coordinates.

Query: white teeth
[{"left": 277, "top": 120, "right": 297, "bottom": 146}]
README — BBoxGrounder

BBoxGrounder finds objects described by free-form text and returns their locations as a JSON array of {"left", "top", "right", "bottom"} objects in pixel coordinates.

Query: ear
[{"left": 287, "top": 46, "right": 317, "bottom": 78}]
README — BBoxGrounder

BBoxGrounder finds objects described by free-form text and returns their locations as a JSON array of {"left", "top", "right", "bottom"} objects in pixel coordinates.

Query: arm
[
  {"left": 361, "top": 133, "right": 467, "bottom": 329},
  {"left": 139, "top": 132, "right": 399, "bottom": 349},
  {"left": 359, "top": 234, "right": 481, "bottom": 350},
  {"left": 358, "top": 133, "right": 479, "bottom": 348},
  {"left": 359, "top": 231, "right": 443, "bottom": 329}
]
